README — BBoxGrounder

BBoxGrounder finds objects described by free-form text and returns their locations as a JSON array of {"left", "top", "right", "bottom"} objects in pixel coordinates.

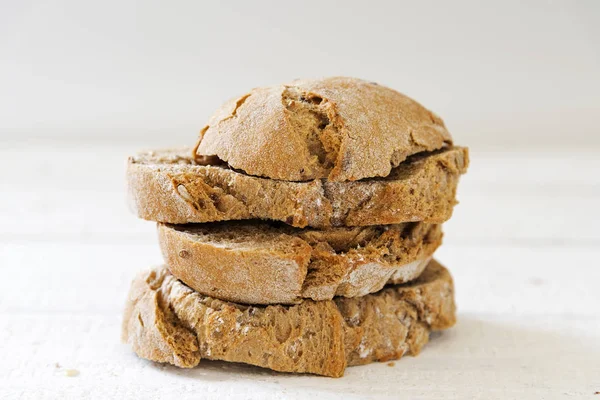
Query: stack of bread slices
[{"left": 122, "top": 77, "right": 469, "bottom": 377}]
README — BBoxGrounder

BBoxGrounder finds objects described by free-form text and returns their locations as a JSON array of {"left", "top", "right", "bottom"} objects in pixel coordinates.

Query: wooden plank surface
[{"left": 0, "top": 144, "right": 599, "bottom": 399}]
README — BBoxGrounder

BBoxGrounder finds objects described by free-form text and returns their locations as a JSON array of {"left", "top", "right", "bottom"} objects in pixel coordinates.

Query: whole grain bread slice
[
  {"left": 127, "top": 146, "right": 468, "bottom": 228},
  {"left": 158, "top": 221, "right": 442, "bottom": 304},
  {"left": 122, "top": 259, "right": 455, "bottom": 377}
]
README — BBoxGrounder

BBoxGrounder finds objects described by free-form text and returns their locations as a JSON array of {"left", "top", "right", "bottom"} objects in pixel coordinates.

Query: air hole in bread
[{"left": 308, "top": 95, "right": 323, "bottom": 105}]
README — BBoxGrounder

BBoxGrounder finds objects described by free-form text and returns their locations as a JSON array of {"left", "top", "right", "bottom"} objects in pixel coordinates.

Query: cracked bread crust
[
  {"left": 195, "top": 77, "right": 452, "bottom": 182},
  {"left": 127, "top": 146, "right": 468, "bottom": 228},
  {"left": 122, "top": 260, "right": 455, "bottom": 377},
  {"left": 158, "top": 221, "right": 442, "bottom": 304}
]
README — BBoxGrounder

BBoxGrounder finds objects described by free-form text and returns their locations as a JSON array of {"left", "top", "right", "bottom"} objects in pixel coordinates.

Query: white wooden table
[{"left": 1, "top": 143, "right": 599, "bottom": 399}]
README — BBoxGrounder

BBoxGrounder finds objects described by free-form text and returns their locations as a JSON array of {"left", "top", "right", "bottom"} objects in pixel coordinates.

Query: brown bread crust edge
[
  {"left": 127, "top": 146, "right": 468, "bottom": 228},
  {"left": 122, "top": 260, "right": 455, "bottom": 377},
  {"left": 158, "top": 222, "right": 443, "bottom": 304}
]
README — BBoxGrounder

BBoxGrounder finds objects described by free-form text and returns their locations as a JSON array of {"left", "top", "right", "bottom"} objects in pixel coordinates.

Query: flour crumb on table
[{"left": 64, "top": 369, "right": 79, "bottom": 377}]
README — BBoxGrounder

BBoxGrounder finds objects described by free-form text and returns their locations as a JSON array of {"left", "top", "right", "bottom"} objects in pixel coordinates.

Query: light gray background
[{"left": 1, "top": 0, "right": 599, "bottom": 149}]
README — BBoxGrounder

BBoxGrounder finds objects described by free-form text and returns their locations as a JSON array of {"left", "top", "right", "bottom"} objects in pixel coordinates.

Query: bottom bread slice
[{"left": 122, "top": 259, "right": 456, "bottom": 377}]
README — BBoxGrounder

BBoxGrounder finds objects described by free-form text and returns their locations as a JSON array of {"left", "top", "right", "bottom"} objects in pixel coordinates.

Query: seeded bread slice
[
  {"left": 158, "top": 221, "right": 442, "bottom": 305},
  {"left": 127, "top": 146, "right": 468, "bottom": 228},
  {"left": 122, "top": 259, "right": 455, "bottom": 377}
]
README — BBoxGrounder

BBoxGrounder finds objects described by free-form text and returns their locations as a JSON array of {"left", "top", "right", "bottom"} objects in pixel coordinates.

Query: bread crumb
[
  {"left": 54, "top": 362, "right": 79, "bottom": 377},
  {"left": 387, "top": 362, "right": 395, "bottom": 367},
  {"left": 65, "top": 369, "right": 79, "bottom": 377}
]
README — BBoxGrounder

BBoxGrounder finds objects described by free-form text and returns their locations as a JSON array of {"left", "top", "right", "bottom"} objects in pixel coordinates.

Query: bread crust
[
  {"left": 127, "top": 146, "right": 468, "bottom": 228},
  {"left": 195, "top": 77, "right": 452, "bottom": 181},
  {"left": 122, "top": 260, "right": 455, "bottom": 377},
  {"left": 158, "top": 222, "right": 442, "bottom": 304}
]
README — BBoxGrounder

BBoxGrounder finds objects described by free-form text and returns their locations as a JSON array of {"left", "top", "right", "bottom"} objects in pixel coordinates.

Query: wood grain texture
[{"left": 0, "top": 144, "right": 599, "bottom": 399}]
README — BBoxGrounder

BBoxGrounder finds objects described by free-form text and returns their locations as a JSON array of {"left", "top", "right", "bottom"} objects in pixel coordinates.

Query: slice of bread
[
  {"left": 128, "top": 146, "right": 468, "bottom": 228},
  {"left": 158, "top": 222, "right": 442, "bottom": 304},
  {"left": 195, "top": 77, "right": 452, "bottom": 181},
  {"left": 122, "top": 259, "right": 455, "bottom": 377}
]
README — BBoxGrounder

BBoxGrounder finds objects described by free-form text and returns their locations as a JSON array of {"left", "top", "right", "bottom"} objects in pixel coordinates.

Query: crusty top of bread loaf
[{"left": 195, "top": 77, "right": 452, "bottom": 182}]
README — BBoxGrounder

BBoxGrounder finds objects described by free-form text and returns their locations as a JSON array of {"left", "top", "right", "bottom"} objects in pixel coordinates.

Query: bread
[
  {"left": 128, "top": 146, "right": 468, "bottom": 228},
  {"left": 194, "top": 77, "right": 452, "bottom": 181},
  {"left": 158, "top": 221, "right": 442, "bottom": 304},
  {"left": 122, "top": 259, "right": 455, "bottom": 377},
  {"left": 158, "top": 222, "right": 442, "bottom": 304}
]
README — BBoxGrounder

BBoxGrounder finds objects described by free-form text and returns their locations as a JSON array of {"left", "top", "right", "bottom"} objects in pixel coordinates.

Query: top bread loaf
[{"left": 194, "top": 77, "right": 452, "bottom": 182}]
